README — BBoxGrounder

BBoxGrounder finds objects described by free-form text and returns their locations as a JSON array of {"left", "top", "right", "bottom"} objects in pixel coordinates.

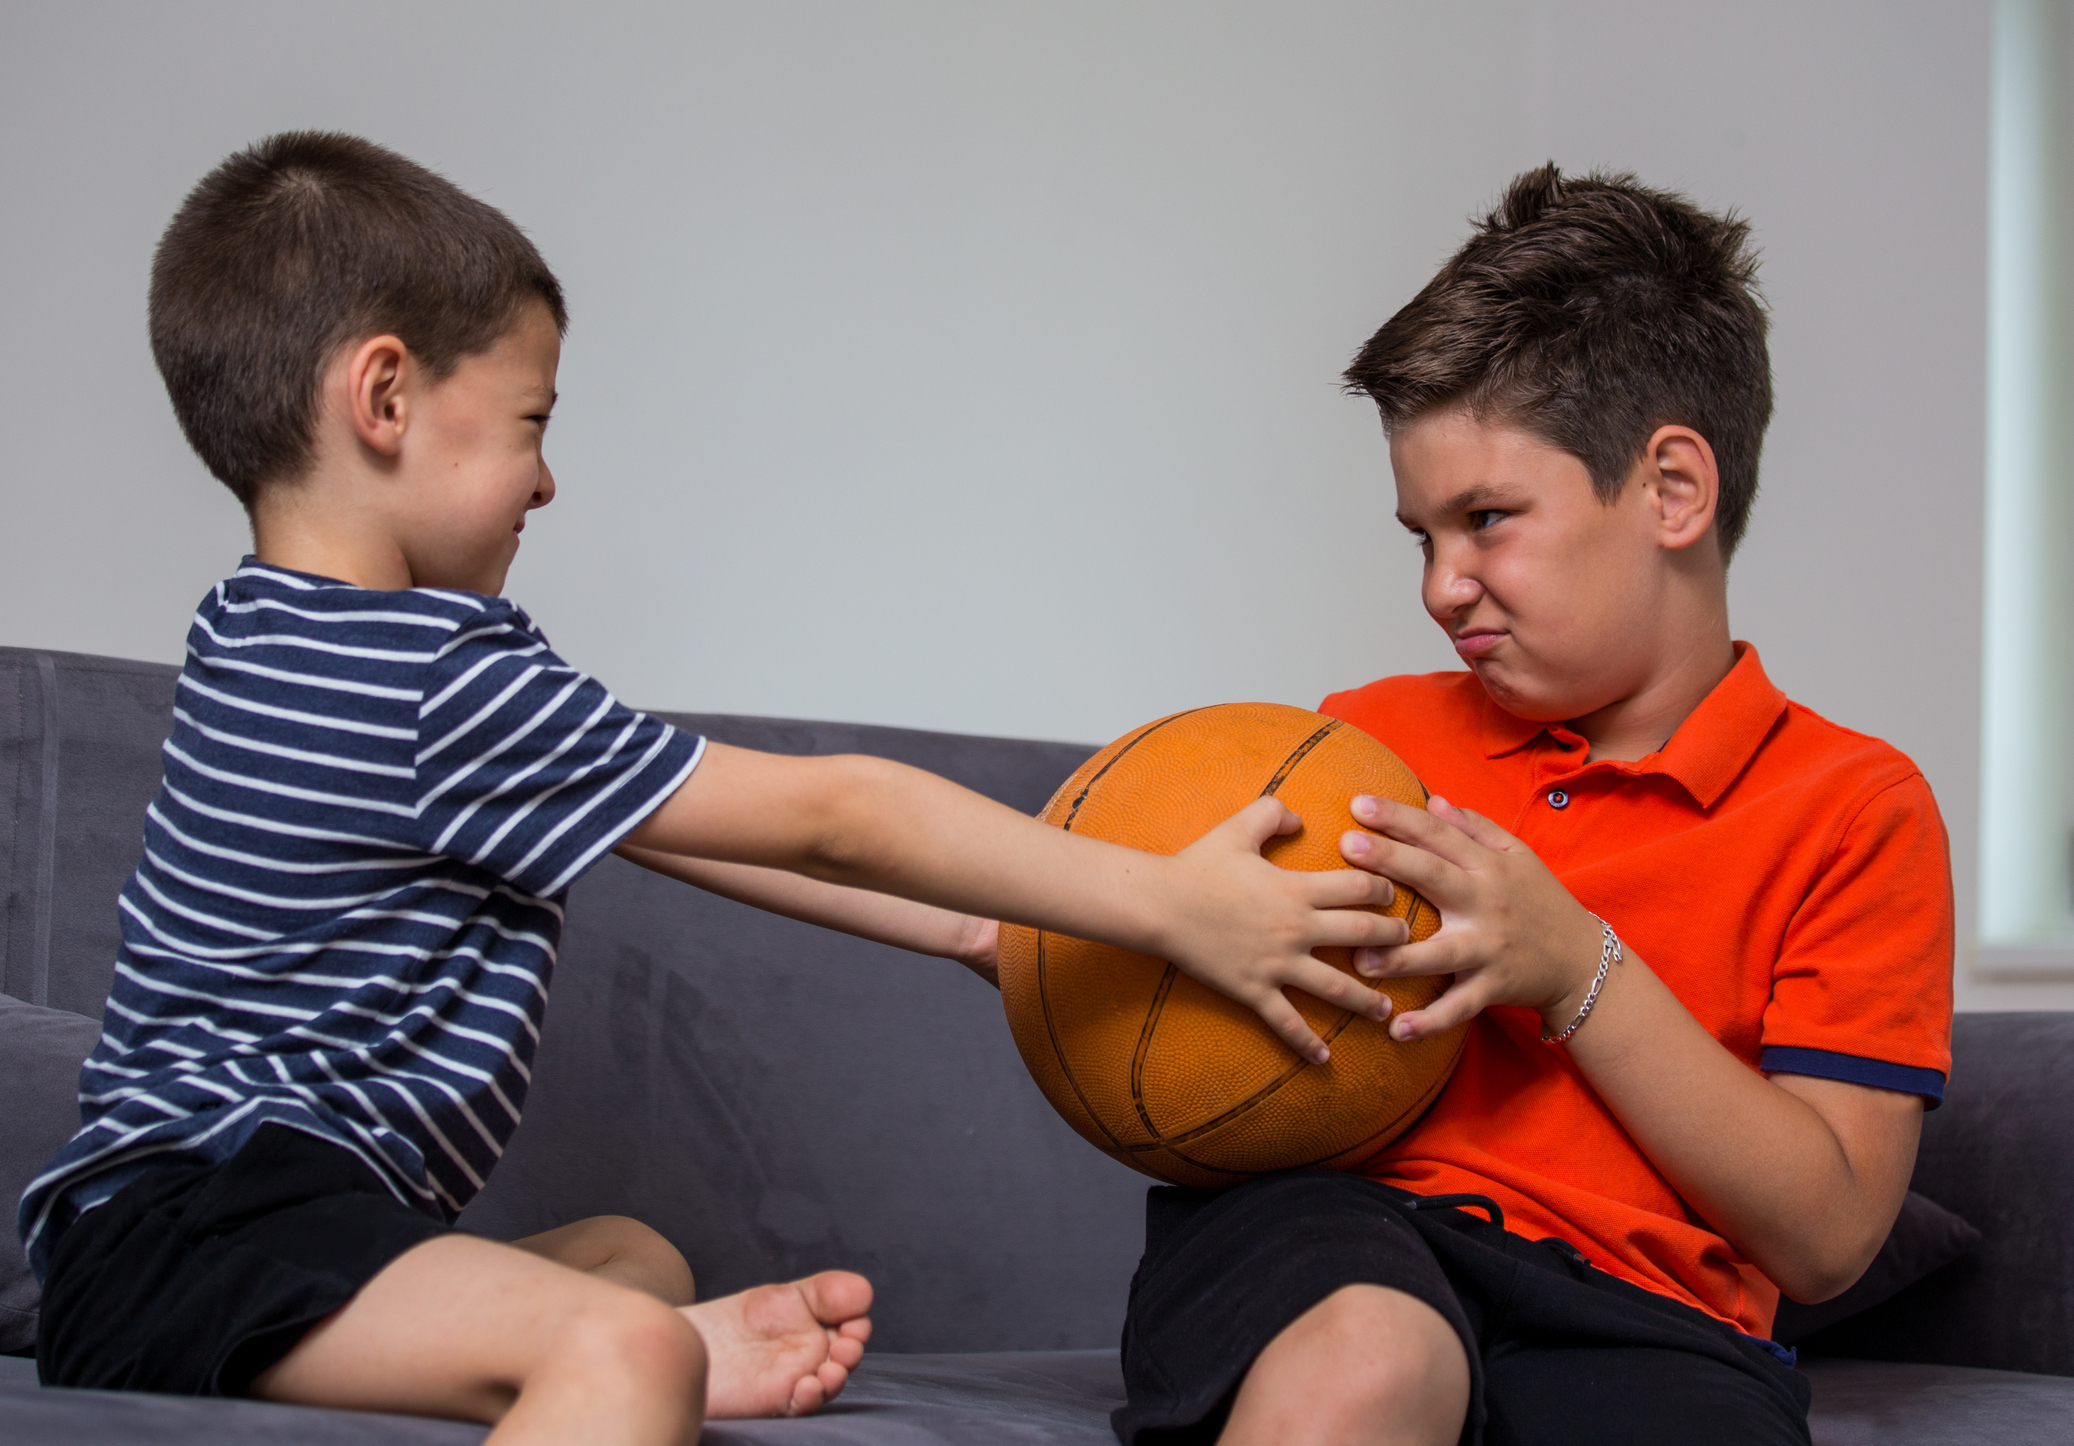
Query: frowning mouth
[{"left": 1453, "top": 629, "right": 1505, "bottom": 659}]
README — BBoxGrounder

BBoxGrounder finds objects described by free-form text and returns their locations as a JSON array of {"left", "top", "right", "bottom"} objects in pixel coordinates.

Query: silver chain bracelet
[{"left": 1542, "top": 914, "right": 1620, "bottom": 1045}]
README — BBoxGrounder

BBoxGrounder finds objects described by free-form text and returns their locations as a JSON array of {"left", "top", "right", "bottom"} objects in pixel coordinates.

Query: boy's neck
[
  {"left": 1565, "top": 626, "right": 1738, "bottom": 764},
  {"left": 253, "top": 503, "right": 416, "bottom": 591}
]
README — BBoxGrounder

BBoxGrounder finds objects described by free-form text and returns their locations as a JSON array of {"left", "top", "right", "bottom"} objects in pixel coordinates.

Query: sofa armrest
[{"left": 1792, "top": 1011, "right": 2074, "bottom": 1376}]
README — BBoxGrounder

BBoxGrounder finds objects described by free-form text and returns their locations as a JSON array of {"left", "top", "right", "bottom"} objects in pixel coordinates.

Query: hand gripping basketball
[
  {"left": 1161, "top": 795, "right": 1408, "bottom": 1063},
  {"left": 1344, "top": 793, "right": 1609, "bottom": 1043},
  {"left": 997, "top": 703, "right": 1470, "bottom": 1188}
]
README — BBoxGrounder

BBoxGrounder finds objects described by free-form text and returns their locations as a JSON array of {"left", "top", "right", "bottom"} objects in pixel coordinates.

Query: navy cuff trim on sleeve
[{"left": 1759, "top": 1047, "right": 1945, "bottom": 1107}]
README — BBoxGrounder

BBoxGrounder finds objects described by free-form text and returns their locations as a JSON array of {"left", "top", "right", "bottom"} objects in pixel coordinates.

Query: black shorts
[
  {"left": 36, "top": 1124, "right": 453, "bottom": 1397},
  {"left": 1115, "top": 1172, "right": 1811, "bottom": 1446}
]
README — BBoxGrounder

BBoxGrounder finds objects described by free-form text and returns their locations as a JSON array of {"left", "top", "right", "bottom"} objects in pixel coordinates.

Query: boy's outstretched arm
[
  {"left": 1345, "top": 794, "right": 1924, "bottom": 1306},
  {"left": 616, "top": 847, "right": 1001, "bottom": 984},
  {"left": 618, "top": 742, "right": 1407, "bottom": 1062}
]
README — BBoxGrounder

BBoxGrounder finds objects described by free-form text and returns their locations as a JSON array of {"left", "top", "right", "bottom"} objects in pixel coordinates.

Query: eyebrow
[{"left": 1395, "top": 483, "right": 1514, "bottom": 529}]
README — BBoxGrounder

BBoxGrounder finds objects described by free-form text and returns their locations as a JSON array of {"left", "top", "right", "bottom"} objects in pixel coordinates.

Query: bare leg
[
  {"left": 251, "top": 1234, "right": 707, "bottom": 1445},
  {"left": 513, "top": 1215, "right": 696, "bottom": 1304},
  {"left": 1219, "top": 1284, "right": 1470, "bottom": 1446},
  {"left": 251, "top": 1229, "right": 874, "bottom": 1441}
]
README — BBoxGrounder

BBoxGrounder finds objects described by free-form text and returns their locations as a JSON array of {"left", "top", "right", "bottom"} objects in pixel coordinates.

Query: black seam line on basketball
[
  {"left": 1058, "top": 707, "right": 1209, "bottom": 833},
  {"left": 1033, "top": 928, "right": 1135, "bottom": 1157},
  {"left": 1128, "top": 964, "right": 1181, "bottom": 1141},
  {"left": 1256, "top": 720, "right": 1342, "bottom": 800},
  {"left": 1402, "top": 893, "right": 1427, "bottom": 937},
  {"left": 1122, "top": 717, "right": 1358, "bottom": 1151},
  {"left": 1050, "top": 708, "right": 1345, "bottom": 1157},
  {"left": 1331, "top": 1034, "right": 1466, "bottom": 1174},
  {"left": 1042, "top": 706, "right": 1209, "bottom": 1156},
  {"left": 1148, "top": 1027, "right": 1464, "bottom": 1176},
  {"left": 1127, "top": 1008, "right": 1359, "bottom": 1151},
  {"left": 1120, "top": 1004, "right": 1359, "bottom": 1152}
]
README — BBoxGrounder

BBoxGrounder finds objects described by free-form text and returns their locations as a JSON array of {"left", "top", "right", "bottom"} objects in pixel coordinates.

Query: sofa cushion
[
  {"left": 1799, "top": 1357, "right": 2074, "bottom": 1445},
  {"left": 0, "top": 993, "right": 99, "bottom": 1355},
  {"left": 12, "top": 1350, "right": 2074, "bottom": 1445},
  {"left": 1772, "top": 1191, "right": 1981, "bottom": 1345}
]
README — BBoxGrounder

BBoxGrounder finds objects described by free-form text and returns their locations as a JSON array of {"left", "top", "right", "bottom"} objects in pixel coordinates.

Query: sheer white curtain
[{"left": 1980, "top": 0, "right": 2074, "bottom": 965}]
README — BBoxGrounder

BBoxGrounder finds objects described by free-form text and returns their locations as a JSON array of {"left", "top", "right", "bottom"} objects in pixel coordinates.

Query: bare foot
[{"left": 683, "top": 1271, "right": 874, "bottom": 1418}]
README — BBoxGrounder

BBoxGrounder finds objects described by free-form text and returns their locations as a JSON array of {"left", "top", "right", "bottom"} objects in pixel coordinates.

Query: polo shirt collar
[{"left": 1477, "top": 642, "right": 1787, "bottom": 809}]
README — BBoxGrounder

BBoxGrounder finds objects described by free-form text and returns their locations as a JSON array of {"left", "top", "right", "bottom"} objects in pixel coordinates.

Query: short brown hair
[
  {"left": 149, "top": 132, "right": 567, "bottom": 508},
  {"left": 1343, "top": 164, "right": 1772, "bottom": 558}
]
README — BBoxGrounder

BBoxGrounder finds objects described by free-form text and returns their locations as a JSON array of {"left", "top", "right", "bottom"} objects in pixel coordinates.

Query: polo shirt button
[{"left": 1548, "top": 790, "right": 1570, "bottom": 810}]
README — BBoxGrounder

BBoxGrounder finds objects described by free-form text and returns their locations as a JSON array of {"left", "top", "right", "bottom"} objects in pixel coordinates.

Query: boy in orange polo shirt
[{"left": 1108, "top": 166, "right": 1953, "bottom": 1446}]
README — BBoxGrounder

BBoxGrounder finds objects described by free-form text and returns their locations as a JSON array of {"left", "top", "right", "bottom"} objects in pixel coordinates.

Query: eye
[
  {"left": 527, "top": 414, "right": 552, "bottom": 431},
  {"left": 1405, "top": 527, "right": 1431, "bottom": 551},
  {"left": 1469, "top": 509, "right": 1505, "bottom": 531}
]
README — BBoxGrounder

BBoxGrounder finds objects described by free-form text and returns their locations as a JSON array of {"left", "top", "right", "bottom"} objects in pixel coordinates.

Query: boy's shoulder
[
  {"left": 199, "top": 561, "right": 545, "bottom": 668},
  {"left": 1760, "top": 694, "right": 1930, "bottom": 810}
]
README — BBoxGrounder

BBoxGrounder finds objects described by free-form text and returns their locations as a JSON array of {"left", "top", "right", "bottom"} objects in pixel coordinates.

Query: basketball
[{"left": 997, "top": 702, "right": 1465, "bottom": 1188}]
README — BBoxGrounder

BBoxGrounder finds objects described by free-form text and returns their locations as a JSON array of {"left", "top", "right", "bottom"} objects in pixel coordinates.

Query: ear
[
  {"left": 342, "top": 335, "right": 414, "bottom": 459},
  {"left": 1641, "top": 424, "right": 1719, "bottom": 553}
]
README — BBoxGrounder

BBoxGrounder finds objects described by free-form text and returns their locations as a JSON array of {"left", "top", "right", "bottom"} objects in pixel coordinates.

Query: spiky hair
[{"left": 1344, "top": 164, "right": 1773, "bottom": 557}]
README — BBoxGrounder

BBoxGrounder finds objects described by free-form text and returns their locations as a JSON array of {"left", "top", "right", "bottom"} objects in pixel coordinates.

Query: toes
[
  {"left": 830, "top": 1332, "right": 866, "bottom": 1370},
  {"left": 799, "top": 1270, "right": 874, "bottom": 1325},
  {"left": 839, "top": 1316, "right": 872, "bottom": 1346},
  {"left": 789, "top": 1372, "right": 827, "bottom": 1417},
  {"left": 819, "top": 1358, "right": 850, "bottom": 1403}
]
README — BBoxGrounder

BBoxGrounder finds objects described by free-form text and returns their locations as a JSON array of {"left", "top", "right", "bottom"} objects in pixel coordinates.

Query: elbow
[
  {"left": 1768, "top": 1232, "right": 1885, "bottom": 1307},
  {"left": 793, "top": 756, "right": 894, "bottom": 883},
  {"left": 1774, "top": 1261, "right": 1863, "bottom": 1307}
]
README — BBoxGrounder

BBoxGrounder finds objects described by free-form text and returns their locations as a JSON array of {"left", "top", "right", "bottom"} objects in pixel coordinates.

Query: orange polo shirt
[{"left": 1319, "top": 643, "right": 1954, "bottom": 1338}]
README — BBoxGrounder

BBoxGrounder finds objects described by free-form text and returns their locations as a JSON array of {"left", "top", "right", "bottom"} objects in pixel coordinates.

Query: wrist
[
  {"left": 1113, "top": 850, "right": 1184, "bottom": 963},
  {"left": 956, "top": 915, "right": 1001, "bottom": 981},
  {"left": 1538, "top": 909, "right": 1616, "bottom": 1038}
]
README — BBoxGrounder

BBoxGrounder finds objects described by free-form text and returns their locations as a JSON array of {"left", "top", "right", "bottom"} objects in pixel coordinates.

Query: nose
[
  {"left": 531, "top": 464, "right": 556, "bottom": 510},
  {"left": 1423, "top": 543, "right": 1482, "bottom": 620}
]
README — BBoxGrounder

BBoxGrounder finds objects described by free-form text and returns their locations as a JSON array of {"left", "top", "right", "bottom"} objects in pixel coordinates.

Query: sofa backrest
[
  {"left": 0, "top": 645, "right": 1148, "bottom": 1353},
  {"left": 0, "top": 649, "right": 181, "bottom": 1019}
]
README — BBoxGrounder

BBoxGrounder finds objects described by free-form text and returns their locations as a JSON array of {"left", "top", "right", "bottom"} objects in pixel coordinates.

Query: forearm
[
  {"left": 1555, "top": 942, "right": 1919, "bottom": 1300},
  {"left": 615, "top": 845, "right": 998, "bottom": 982},
  {"left": 626, "top": 749, "right": 1177, "bottom": 956}
]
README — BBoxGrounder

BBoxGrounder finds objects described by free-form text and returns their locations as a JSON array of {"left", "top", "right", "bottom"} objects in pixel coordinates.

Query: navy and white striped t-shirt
[{"left": 18, "top": 560, "right": 703, "bottom": 1277}]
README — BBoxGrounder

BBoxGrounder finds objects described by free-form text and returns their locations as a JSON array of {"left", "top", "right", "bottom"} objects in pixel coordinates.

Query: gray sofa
[{"left": 2, "top": 644, "right": 2071, "bottom": 1444}]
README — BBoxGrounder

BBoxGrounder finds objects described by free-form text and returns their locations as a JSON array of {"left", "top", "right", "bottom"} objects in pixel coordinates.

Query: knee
[
  {"left": 1291, "top": 1285, "right": 1468, "bottom": 1412},
  {"left": 560, "top": 1290, "right": 706, "bottom": 1401},
  {"left": 578, "top": 1215, "right": 697, "bottom": 1302}
]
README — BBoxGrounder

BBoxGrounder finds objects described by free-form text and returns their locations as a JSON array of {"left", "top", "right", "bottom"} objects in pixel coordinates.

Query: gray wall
[{"left": 5, "top": 1, "right": 2047, "bottom": 1008}]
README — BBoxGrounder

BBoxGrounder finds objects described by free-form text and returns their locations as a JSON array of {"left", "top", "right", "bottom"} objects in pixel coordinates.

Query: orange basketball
[{"left": 997, "top": 702, "right": 1465, "bottom": 1188}]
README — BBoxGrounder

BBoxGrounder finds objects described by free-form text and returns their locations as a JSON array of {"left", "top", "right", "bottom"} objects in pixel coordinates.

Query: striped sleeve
[{"left": 413, "top": 603, "right": 702, "bottom": 896}]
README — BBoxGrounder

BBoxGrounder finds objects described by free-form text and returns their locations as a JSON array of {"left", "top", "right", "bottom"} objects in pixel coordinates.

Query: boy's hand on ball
[
  {"left": 1340, "top": 795, "right": 1604, "bottom": 1041},
  {"left": 1160, "top": 796, "right": 1409, "bottom": 1065}
]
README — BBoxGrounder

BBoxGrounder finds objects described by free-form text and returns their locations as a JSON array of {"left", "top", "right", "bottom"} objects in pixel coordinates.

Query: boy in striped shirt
[{"left": 19, "top": 132, "right": 1411, "bottom": 1444}]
